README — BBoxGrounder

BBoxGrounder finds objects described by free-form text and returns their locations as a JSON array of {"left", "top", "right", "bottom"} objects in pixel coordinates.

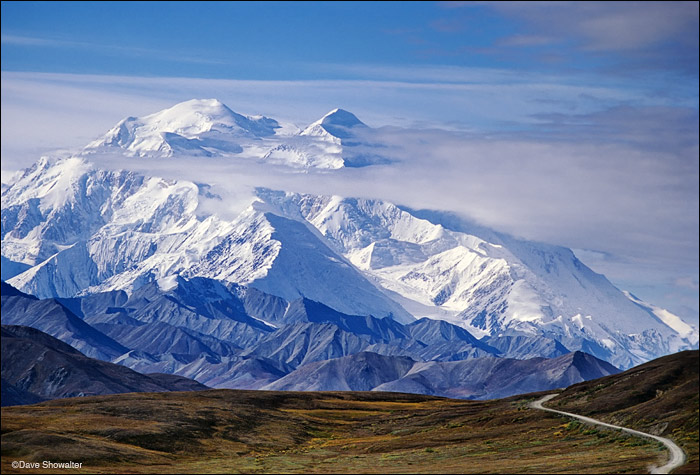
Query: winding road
[{"left": 530, "top": 394, "right": 686, "bottom": 474}]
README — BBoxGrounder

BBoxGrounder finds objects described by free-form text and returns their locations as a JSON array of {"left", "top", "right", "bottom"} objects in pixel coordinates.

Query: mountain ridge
[
  {"left": 1, "top": 279, "right": 625, "bottom": 399},
  {"left": 1, "top": 324, "right": 208, "bottom": 406},
  {"left": 264, "top": 350, "right": 619, "bottom": 399},
  {"left": 84, "top": 98, "right": 280, "bottom": 158},
  {"left": 82, "top": 99, "right": 387, "bottom": 168}
]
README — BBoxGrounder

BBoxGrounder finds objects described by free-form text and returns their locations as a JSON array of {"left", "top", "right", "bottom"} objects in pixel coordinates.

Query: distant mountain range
[
  {"left": 2, "top": 99, "right": 697, "bottom": 402},
  {"left": 2, "top": 279, "right": 620, "bottom": 400}
]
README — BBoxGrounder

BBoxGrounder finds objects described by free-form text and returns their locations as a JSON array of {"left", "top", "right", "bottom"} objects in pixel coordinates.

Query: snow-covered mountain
[
  {"left": 1, "top": 156, "right": 234, "bottom": 296},
  {"left": 2, "top": 154, "right": 696, "bottom": 369},
  {"left": 301, "top": 107, "right": 367, "bottom": 139},
  {"left": 1, "top": 156, "right": 409, "bottom": 321},
  {"left": 83, "top": 99, "right": 280, "bottom": 158},
  {"left": 263, "top": 108, "right": 388, "bottom": 168},
  {"left": 250, "top": 190, "right": 698, "bottom": 368},
  {"left": 81, "top": 99, "right": 388, "bottom": 168}
]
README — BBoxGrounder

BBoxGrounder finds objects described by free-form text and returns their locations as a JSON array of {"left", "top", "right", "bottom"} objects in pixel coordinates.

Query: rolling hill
[
  {"left": 3, "top": 350, "right": 695, "bottom": 474},
  {"left": 548, "top": 349, "right": 699, "bottom": 474}
]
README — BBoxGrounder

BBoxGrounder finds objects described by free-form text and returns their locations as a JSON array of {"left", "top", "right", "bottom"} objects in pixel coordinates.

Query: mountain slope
[
  {"left": 482, "top": 333, "right": 570, "bottom": 359},
  {"left": 300, "top": 108, "right": 367, "bottom": 139},
  {"left": 548, "top": 349, "right": 699, "bottom": 474},
  {"left": 244, "top": 322, "right": 374, "bottom": 369},
  {"left": 263, "top": 108, "right": 388, "bottom": 168},
  {"left": 9, "top": 279, "right": 584, "bottom": 398},
  {"left": 265, "top": 351, "right": 416, "bottom": 392},
  {"left": 257, "top": 190, "right": 697, "bottom": 368},
  {"left": 0, "top": 255, "right": 30, "bottom": 281},
  {"left": 264, "top": 350, "right": 619, "bottom": 398},
  {"left": 187, "top": 206, "right": 413, "bottom": 321},
  {"left": 2, "top": 156, "right": 234, "bottom": 295},
  {"left": 1, "top": 325, "right": 207, "bottom": 406},
  {"left": 2, "top": 157, "right": 409, "bottom": 322},
  {"left": 1, "top": 282, "right": 128, "bottom": 361}
]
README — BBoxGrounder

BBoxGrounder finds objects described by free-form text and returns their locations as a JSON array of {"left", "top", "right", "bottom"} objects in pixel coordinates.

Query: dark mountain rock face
[
  {"left": 264, "top": 350, "right": 619, "bottom": 399},
  {"left": 1, "top": 325, "right": 207, "bottom": 406},
  {"left": 482, "top": 334, "right": 570, "bottom": 359},
  {"left": 1, "top": 282, "right": 128, "bottom": 360}
]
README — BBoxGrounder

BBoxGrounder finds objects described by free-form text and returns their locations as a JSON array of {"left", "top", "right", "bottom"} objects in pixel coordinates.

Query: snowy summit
[
  {"left": 265, "top": 107, "right": 388, "bottom": 168},
  {"left": 84, "top": 99, "right": 280, "bottom": 158},
  {"left": 300, "top": 108, "right": 368, "bottom": 139}
]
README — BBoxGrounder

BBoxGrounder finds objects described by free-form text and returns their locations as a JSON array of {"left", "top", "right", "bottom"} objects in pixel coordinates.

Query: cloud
[
  {"left": 675, "top": 276, "right": 700, "bottom": 292},
  {"left": 528, "top": 105, "right": 700, "bottom": 153},
  {"left": 78, "top": 122, "right": 698, "bottom": 276},
  {"left": 1, "top": 34, "right": 85, "bottom": 47},
  {"left": 574, "top": 3, "right": 697, "bottom": 52},
  {"left": 497, "top": 35, "right": 555, "bottom": 48},
  {"left": 3, "top": 66, "right": 690, "bottom": 149},
  {"left": 0, "top": 34, "right": 226, "bottom": 66},
  {"left": 438, "top": 2, "right": 699, "bottom": 75},
  {"left": 482, "top": 1, "right": 698, "bottom": 50}
]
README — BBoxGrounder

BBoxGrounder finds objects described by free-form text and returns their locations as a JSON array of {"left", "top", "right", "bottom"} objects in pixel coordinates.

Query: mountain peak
[
  {"left": 301, "top": 108, "right": 367, "bottom": 139},
  {"left": 134, "top": 98, "right": 260, "bottom": 138},
  {"left": 158, "top": 98, "right": 235, "bottom": 121},
  {"left": 263, "top": 108, "right": 389, "bottom": 169},
  {"left": 320, "top": 108, "right": 365, "bottom": 127}
]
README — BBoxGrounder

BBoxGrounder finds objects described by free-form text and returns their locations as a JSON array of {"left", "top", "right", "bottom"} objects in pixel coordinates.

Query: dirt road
[{"left": 530, "top": 394, "right": 686, "bottom": 474}]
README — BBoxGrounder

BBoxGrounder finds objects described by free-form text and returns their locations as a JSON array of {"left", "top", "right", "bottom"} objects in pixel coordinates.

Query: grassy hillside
[
  {"left": 550, "top": 350, "right": 699, "bottom": 474},
  {"left": 2, "top": 389, "right": 667, "bottom": 474}
]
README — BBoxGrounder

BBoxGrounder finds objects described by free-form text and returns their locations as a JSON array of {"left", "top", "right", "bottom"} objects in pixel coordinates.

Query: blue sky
[
  {"left": 1, "top": 1, "right": 699, "bottom": 323},
  {"left": 2, "top": 2, "right": 697, "bottom": 133},
  {"left": 2, "top": 1, "right": 698, "bottom": 80}
]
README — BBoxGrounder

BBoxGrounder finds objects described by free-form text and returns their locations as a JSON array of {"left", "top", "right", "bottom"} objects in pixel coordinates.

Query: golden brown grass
[{"left": 1, "top": 390, "right": 668, "bottom": 474}]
